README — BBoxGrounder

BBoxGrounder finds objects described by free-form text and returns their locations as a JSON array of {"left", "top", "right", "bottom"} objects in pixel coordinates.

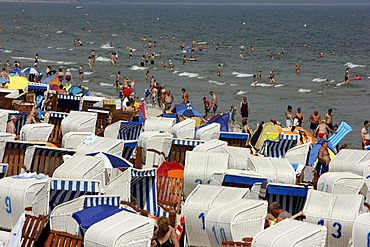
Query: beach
[{"left": 0, "top": 2, "right": 369, "bottom": 147}]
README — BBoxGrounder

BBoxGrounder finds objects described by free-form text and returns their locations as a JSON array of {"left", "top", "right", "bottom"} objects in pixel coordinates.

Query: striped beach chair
[
  {"left": 81, "top": 96, "right": 105, "bottom": 111},
  {"left": 260, "top": 134, "right": 298, "bottom": 158},
  {"left": 116, "top": 121, "right": 143, "bottom": 140},
  {"left": 168, "top": 138, "right": 204, "bottom": 165},
  {"left": 27, "top": 82, "right": 49, "bottom": 97},
  {"left": 2, "top": 141, "right": 46, "bottom": 176},
  {"left": 87, "top": 107, "right": 110, "bottom": 136},
  {"left": 8, "top": 112, "right": 28, "bottom": 135},
  {"left": 57, "top": 95, "right": 81, "bottom": 112},
  {"left": 47, "top": 111, "right": 69, "bottom": 146},
  {"left": 0, "top": 163, "right": 7, "bottom": 179}
]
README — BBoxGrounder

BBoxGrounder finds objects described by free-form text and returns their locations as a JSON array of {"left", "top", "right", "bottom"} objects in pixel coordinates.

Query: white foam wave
[
  {"left": 82, "top": 80, "right": 89, "bottom": 83},
  {"left": 256, "top": 83, "right": 273, "bottom": 87},
  {"left": 56, "top": 30, "right": 63, "bottom": 34},
  {"left": 312, "top": 78, "right": 326, "bottom": 82},
  {"left": 230, "top": 84, "right": 238, "bottom": 87},
  {"left": 100, "top": 83, "right": 113, "bottom": 87},
  {"left": 232, "top": 71, "right": 254, "bottom": 78},
  {"left": 178, "top": 72, "right": 199, "bottom": 78},
  {"left": 197, "top": 76, "right": 206, "bottom": 79},
  {"left": 173, "top": 70, "right": 179, "bottom": 74},
  {"left": 336, "top": 82, "right": 345, "bottom": 87},
  {"left": 95, "top": 56, "right": 111, "bottom": 62},
  {"left": 69, "top": 49, "right": 74, "bottom": 51},
  {"left": 47, "top": 46, "right": 53, "bottom": 49},
  {"left": 274, "top": 84, "right": 284, "bottom": 87},
  {"left": 236, "top": 90, "right": 248, "bottom": 95},
  {"left": 3, "top": 50, "right": 12, "bottom": 53},
  {"left": 112, "top": 34, "right": 117, "bottom": 37},
  {"left": 56, "top": 47, "right": 64, "bottom": 50},
  {"left": 84, "top": 71, "right": 93, "bottom": 75},
  {"left": 12, "top": 56, "right": 76, "bottom": 65},
  {"left": 344, "top": 62, "right": 365, "bottom": 68},
  {"left": 367, "top": 77, "right": 370, "bottom": 80},
  {"left": 130, "top": 65, "right": 147, "bottom": 71},
  {"left": 101, "top": 44, "right": 114, "bottom": 49},
  {"left": 298, "top": 88, "right": 311, "bottom": 93}
]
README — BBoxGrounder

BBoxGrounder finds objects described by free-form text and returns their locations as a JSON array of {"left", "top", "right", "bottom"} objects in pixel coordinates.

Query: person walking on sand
[
  {"left": 181, "top": 88, "right": 189, "bottom": 103},
  {"left": 309, "top": 109, "right": 321, "bottom": 137},
  {"left": 210, "top": 91, "right": 218, "bottom": 116},
  {"left": 203, "top": 97, "right": 211, "bottom": 118},
  {"left": 316, "top": 140, "right": 330, "bottom": 176},
  {"left": 285, "top": 105, "right": 293, "bottom": 128},
  {"left": 294, "top": 107, "right": 304, "bottom": 127}
]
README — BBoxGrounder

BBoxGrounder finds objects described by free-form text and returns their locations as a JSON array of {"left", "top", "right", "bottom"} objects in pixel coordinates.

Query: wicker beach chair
[
  {"left": 8, "top": 112, "right": 28, "bottom": 136},
  {"left": 168, "top": 138, "right": 204, "bottom": 165},
  {"left": 183, "top": 151, "right": 229, "bottom": 198},
  {"left": 81, "top": 96, "right": 105, "bottom": 111},
  {"left": 183, "top": 184, "right": 250, "bottom": 247},
  {"left": 87, "top": 106, "right": 110, "bottom": 136},
  {"left": 329, "top": 149, "right": 370, "bottom": 175},
  {"left": 351, "top": 213, "right": 370, "bottom": 247},
  {"left": 303, "top": 190, "right": 364, "bottom": 247},
  {"left": 252, "top": 219, "right": 327, "bottom": 247},
  {"left": 47, "top": 111, "right": 69, "bottom": 146},
  {"left": 192, "top": 139, "right": 227, "bottom": 153},
  {"left": 195, "top": 123, "right": 221, "bottom": 141},
  {"left": 171, "top": 118, "right": 196, "bottom": 139},
  {"left": 56, "top": 95, "right": 81, "bottom": 113},
  {"left": 0, "top": 163, "right": 7, "bottom": 179},
  {"left": 219, "top": 131, "right": 249, "bottom": 147},
  {"left": 317, "top": 172, "right": 365, "bottom": 195},
  {"left": 145, "top": 116, "right": 176, "bottom": 133},
  {"left": 104, "top": 120, "right": 143, "bottom": 141},
  {"left": 205, "top": 199, "right": 267, "bottom": 245},
  {"left": 20, "top": 123, "right": 54, "bottom": 142},
  {"left": 61, "top": 111, "right": 97, "bottom": 137},
  {"left": 260, "top": 134, "right": 298, "bottom": 158}
]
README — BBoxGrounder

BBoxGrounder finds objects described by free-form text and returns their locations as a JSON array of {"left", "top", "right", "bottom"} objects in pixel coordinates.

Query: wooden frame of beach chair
[
  {"left": 14, "top": 101, "right": 35, "bottom": 114},
  {"left": 221, "top": 239, "right": 252, "bottom": 247},
  {"left": 45, "top": 230, "right": 83, "bottom": 247},
  {"left": 25, "top": 92, "right": 35, "bottom": 104},
  {"left": 0, "top": 97, "right": 16, "bottom": 110},
  {"left": 219, "top": 132, "right": 249, "bottom": 148},
  {"left": 87, "top": 106, "right": 110, "bottom": 136},
  {"left": 111, "top": 110, "right": 134, "bottom": 123},
  {"left": 21, "top": 214, "right": 48, "bottom": 247},
  {"left": 168, "top": 139, "right": 204, "bottom": 166},
  {"left": 2, "top": 141, "right": 46, "bottom": 176},
  {"left": 47, "top": 112, "right": 69, "bottom": 146}
]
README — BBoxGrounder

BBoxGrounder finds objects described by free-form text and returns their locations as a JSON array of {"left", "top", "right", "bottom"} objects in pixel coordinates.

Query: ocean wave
[
  {"left": 112, "top": 34, "right": 117, "bottom": 37},
  {"left": 298, "top": 88, "right": 311, "bottom": 93},
  {"left": 178, "top": 72, "right": 199, "bottom": 78},
  {"left": 312, "top": 78, "right": 326, "bottom": 82},
  {"left": 232, "top": 71, "right": 254, "bottom": 78},
  {"left": 84, "top": 71, "right": 93, "bottom": 75},
  {"left": 274, "top": 84, "right": 284, "bottom": 87},
  {"left": 236, "top": 90, "right": 248, "bottom": 95},
  {"left": 256, "top": 83, "right": 273, "bottom": 87},
  {"left": 56, "top": 47, "right": 64, "bottom": 50},
  {"left": 3, "top": 50, "right": 12, "bottom": 53},
  {"left": 82, "top": 80, "right": 89, "bottom": 83},
  {"left": 173, "top": 70, "right": 179, "bottom": 74},
  {"left": 47, "top": 46, "right": 53, "bottom": 49},
  {"left": 101, "top": 44, "right": 114, "bottom": 49},
  {"left": 230, "top": 84, "right": 239, "bottom": 87},
  {"left": 335, "top": 82, "right": 345, "bottom": 87},
  {"left": 130, "top": 65, "right": 147, "bottom": 71},
  {"left": 100, "top": 82, "right": 113, "bottom": 87},
  {"left": 12, "top": 56, "right": 76, "bottom": 65},
  {"left": 344, "top": 62, "right": 365, "bottom": 68},
  {"left": 197, "top": 76, "right": 206, "bottom": 79},
  {"left": 95, "top": 56, "right": 111, "bottom": 62}
]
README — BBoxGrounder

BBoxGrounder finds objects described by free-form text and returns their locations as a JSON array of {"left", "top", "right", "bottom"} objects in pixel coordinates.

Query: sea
[{"left": 0, "top": 2, "right": 369, "bottom": 148}]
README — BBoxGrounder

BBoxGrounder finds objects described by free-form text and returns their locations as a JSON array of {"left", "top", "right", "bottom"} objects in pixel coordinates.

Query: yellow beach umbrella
[{"left": 7, "top": 76, "right": 30, "bottom": 90}]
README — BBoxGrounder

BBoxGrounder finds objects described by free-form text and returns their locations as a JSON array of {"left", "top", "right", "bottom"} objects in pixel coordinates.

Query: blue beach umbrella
[
  {"left": 0, "top": 78, "right": 8, "bottom": 84},
  {"left": 177, "top": 107, "right": 203, "bottom": 117},
  {"left": 68, "top": 85, "right": 83, "bottom": 95},
  {"left": 21, "top": 67, "right": 41, "bottom": 75},
  {"left": 85, "top": 152, "right": 133, "bottom": 168},
  {"left": 10, "top": 68, "right": 24, "bottom": 76}
]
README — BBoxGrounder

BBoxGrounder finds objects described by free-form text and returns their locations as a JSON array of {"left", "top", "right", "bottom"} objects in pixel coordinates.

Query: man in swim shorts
[
  {"left": 316, "top": 140, "right": 330, "bottom": 176},
  {"left": 309, "top": 109, "right": 321, "bottom": 137},
  {"left": 361, "top": 120, "right": 370, "bottom": 150}
]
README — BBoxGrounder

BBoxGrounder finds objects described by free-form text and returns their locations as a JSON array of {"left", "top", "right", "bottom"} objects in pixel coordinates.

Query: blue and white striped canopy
[{"left": 86, "top": 152, "right": 133, "bottom": 168}]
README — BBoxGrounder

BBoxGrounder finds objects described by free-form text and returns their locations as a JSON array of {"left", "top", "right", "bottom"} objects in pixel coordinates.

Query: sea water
[{"left": 0, "top": 2, "right": 369, "bottom": 148}]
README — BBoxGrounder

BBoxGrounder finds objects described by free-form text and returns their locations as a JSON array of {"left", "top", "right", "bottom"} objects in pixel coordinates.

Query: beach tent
[
  {"left": 183, "top": 151, "right": 229, "bottom": 198},
  {"left": 317, "top": 172, "right": 365, "bottom": 195},
  {"left": 247, "top": 156, "right": 296, "bottom": 184},
  {"left": 260, "top": 134, "right": 298, "bottom": 158},
  {"left": 0, "top": 176, "right": 48, "bottom": 230},
  {"left": 252, "top": 219, "right": 327, "bottom": 247},
  {"left": 84, "top": 209, "right": 154, "bottom": 247},
  {"left": 303, "top": 190, "right": 364, "bottom": 247},
  {"left": 207, "top": 112, "right": 230, "bottom": 132},
  {"left": 205, "top": 199, "right": 267, "bottom": 245},
  {"left": 250, "top": 121, "right": 283, "bottom": 150},
  {"left": 183, "top": 184, "right": 250, "bottom": 247},
  {"left": 50, "top": 195, "right": 121, "bottom": 235},
  {"left": 329, "top": 149, "right": 370, "bottom": 175}
]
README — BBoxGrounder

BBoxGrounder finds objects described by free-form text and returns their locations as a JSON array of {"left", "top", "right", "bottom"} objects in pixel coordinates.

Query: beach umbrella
[
  {"left": 85, "top": 152, "right": 133, "bottom": 168},
  {"left": 157, "top": 161, "right": 184, "bottom": 177},
  {"left": 68, "top": 85, "right": 83, "bottom": 95},
  {"left": 7, "top": 76, "right": 30, "bottom": 90},
  {"left": 42, "top": 74, "right": 59, "bottom": 85},
  {"left": 177, "top": 104, "right": 203, "bottom": 117},
  {"left": 21, "top": 67, "right": 41, "bottom": 75},
  {"left": 10, "top": 68, "right": 24, "bottom": 76}
]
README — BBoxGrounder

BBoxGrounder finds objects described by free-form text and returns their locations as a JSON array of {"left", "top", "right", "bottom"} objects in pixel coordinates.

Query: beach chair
[
  {"left": 0, "top": 110, "right": 16, "bottom": 132},
  {"left": 168, "top": 138, "right": 204, "bottom": 165},
  {"left": 183, "top": 151, "right": 229, "bottom": 198},
  {"left": 24, "top": 146, "right": 75, "bottom": 176},
  {"left": 84, "top": 209, "right": 154, "bottom": 247},
  {"left": 104, "top": 120, "right": 143, "bottom": 141},
  {"left": 20, "top": 214, "right": 49, "bottom": 247},
  {"left": 145, "top": 116, "right": 176, "bottom": 133},
  {"left": 351, "top": 213, "right": 370, "bottom": 247},
  {"left": 247, "top": 156, "right": 297, "bottom": 184},
  {"left": 45, "top": 230, "right": 83, "bottom": 247},
  {"left": 221, "top": 241, "right": 252, "bottom": 247},
  {"left": 329, "top": 149, "right": 370, "bottom": 176},
  {"left": 87, "top": 106, "right": 110, "bottom": 136},
  {"left": 183, "top": 184, "right": 250, "bottom": 247},
  {"left": 27, "top": 82, "right": 49, "bottom": 96},
  {"left": 81, "top": 96, "right": 105, "bottom": 111},
  {"left": 265, "top": 183, "right": 309, "bottom": 215},
  {"left": 14, "top": 102, "right": 34, "bottom": 114},
  {"left": 0, "top": 163, "right": 7, "bottom": 179},
  {"left": 1, "top": 141, "right": 46, "bottom": 176},
  {"left": 8, "top": 112, "right": 28, "bottom": 135},
  {"left": 303, "top": 190, "right": 364, "bottom": 247},
  {"left": 20, "top": 123, "right": 54, "bottom": 142},
  {"left": 260, "top": 134, "right": 298, "bottom": 158},
  {"left": 219, "top": 131, "right": 249, "bottom": 147},
  {"left": 317, "top": 172, "right": 365, "bottom": 195},
  {"left": 57, "top": 95, "right": 81, "bottom": 112},
  {"left": 252, "top": 219, "right": 327, "bottom": 247},
  {"left": 47, "top": 111, "right": 69, "bottom": 146},
  {"left": 192, "top": 139, "right": 228, "bottom": 153},
  {"left": 50, "top": 195, "right": 121, "bottom": 235},
  {"left": 61, "top": 110, "right": 97, "bottom": 137},
  {"left": 205, "top": 199, "right": 267, "bottom": 246},
  {"left": 111, "top": 110, "right": 134, "bottom": 123},
  {"left": 195, "top": 123, "right": 221, "bottom": 141},
  {"left": 171, "top": 118, "right": 196, "bottom": 139},
  {"left": 103, "top": 99, "right": 120, "bottom": 116},
  {"left": 0, "top": 177, "right": 48, "bottom": 230}
]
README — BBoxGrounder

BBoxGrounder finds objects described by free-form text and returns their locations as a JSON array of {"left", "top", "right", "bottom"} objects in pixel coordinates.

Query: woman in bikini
[{"left": 152, "top": 216, "right": 179, "bottom": 247}]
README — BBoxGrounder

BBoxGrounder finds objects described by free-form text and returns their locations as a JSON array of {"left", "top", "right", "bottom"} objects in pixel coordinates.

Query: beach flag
[{"left": 139, "top": 103, "right": 146, "bottom": 120}]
